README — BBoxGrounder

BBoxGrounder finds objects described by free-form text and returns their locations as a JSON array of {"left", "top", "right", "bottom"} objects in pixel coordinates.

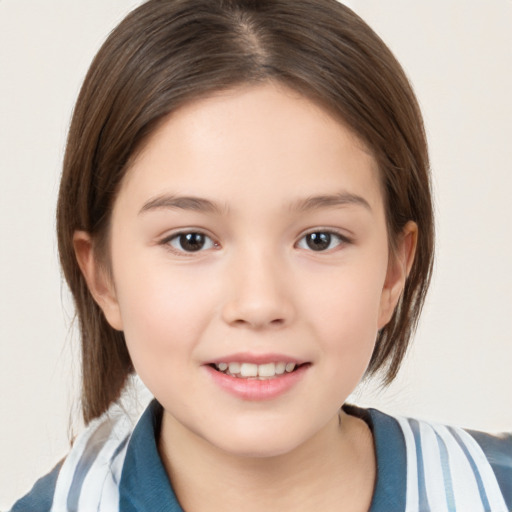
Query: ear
[
  {"left": 378, "top": 221, "right": 418, "bottom": 329},
  {"left": 73, "top": 231, "right": 124, "bottom": 331}
]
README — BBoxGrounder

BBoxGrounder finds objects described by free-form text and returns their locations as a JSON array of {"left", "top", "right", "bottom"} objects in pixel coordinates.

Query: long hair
[{"left": 57, "top": 0, "right": 434, "bottom": 424}]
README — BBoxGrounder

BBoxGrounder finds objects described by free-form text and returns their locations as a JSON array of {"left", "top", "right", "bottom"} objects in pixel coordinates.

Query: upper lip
[{"left": 205, "top": 352, "right": 308, "bottom": 365}]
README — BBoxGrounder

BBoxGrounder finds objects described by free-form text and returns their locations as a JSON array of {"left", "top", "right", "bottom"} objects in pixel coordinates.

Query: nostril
[
  {"left": 221, "top": 296, "right": 294, "bottom": 329},
  {"left": 230, "top": 317, "right": 285, "bottom": 328}
]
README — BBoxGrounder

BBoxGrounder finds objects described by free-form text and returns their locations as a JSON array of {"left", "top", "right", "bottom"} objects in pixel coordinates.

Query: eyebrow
[
  {"left": 289, "top": 192, "right": 372, "bottom": 213},
  {"left": 139, "top": 195, "right": 227, "bottom": 215},
  {"left": 139, "top": 191, "right": 372, "bottom": 216}
]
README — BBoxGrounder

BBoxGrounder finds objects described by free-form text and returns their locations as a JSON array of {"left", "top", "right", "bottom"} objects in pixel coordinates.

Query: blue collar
[
  {"left": 118, "top": 400, "right": 407, "bottom": 511},
  {"left": 350, "top": 405, "right": 407, "bottom": 511},
  {"left": 119, "top": 400, "right": 183, "bottom": 511}
]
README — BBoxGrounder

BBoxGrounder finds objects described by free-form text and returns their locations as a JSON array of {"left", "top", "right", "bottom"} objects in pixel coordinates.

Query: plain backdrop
[{"left": 1, "top": 0, "right": 511, "bottom": 508}]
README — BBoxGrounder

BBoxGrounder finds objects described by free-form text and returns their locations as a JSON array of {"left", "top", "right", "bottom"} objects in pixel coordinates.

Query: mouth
[
  {"left": 205, "top": 357, "right": 310, "bottom": 400},
  {"left": 208, "top": 361, "right": 307, "bottom": 379}
]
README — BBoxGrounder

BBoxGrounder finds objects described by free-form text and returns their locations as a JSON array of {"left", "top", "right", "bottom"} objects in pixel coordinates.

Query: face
[{"left": 79, "top": 83, "right": 410, "bottom": 458}]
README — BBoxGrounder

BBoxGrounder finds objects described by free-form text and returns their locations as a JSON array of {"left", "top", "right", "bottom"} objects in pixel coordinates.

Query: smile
[
  {"left": 213, "top": 362, "right": 298, "bottom": 379},
  {"left": 206, "top": 361, "right": 309, "bottom": 401}
]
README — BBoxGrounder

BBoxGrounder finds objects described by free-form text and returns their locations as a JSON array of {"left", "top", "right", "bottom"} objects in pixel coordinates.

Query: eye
[
  {"left": 297, "top": 231, "right": 347, "bottom": 252},
  {"left": 165, "top": 232, "right": 217, "bottom": 253}
]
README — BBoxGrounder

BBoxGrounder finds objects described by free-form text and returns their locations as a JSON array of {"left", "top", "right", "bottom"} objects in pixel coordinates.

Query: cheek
[
  {"left": 112, "top": 256, "right": 218, "bottom": 377},
  {"left": 309, "top": 262, "right": 385, "bottom": 319},
  {"left": 301, "top": 261, "right": 386, "bottom": 357}
]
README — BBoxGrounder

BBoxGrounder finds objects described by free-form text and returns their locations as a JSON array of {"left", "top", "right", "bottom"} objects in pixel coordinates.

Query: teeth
[
  {"left": 214, "top": 361, "right": 300, "bottom": 378},
  {"left": 275, "top": 362, "right": 286, "bottom": 375},
  {"left": 258, "top": 363, "right": 276, "bottom": 377},
  {"left": 240, "top": 363, "right": 258, "bottom": 377},
  {"left": 228, "top": 362, "right": 241, "bottom": 374}
]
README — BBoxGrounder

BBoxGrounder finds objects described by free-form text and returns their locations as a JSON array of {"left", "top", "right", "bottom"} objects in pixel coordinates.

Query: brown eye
[
  {"left": 306, "top": 232, "right": 330, "bottom": 251},
  {"left": 167, "top": 232, "right": 215, "bottom": 252},
  {"left": 297, "top": 231, "right": 346, "bottom": 252}
]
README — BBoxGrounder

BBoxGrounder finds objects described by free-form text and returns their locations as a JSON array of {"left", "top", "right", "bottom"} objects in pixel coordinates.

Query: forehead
[{"left": 118, "top": 82, "right": 383, "bottom": 217}]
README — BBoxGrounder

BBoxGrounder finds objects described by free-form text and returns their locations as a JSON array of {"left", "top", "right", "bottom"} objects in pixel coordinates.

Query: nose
[{"left": 221, "top": 248, "right": 295, "bottom": 330}]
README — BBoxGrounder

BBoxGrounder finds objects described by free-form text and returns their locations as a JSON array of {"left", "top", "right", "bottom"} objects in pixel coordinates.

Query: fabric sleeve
[
  {"left": 9, "top": 459, "right": 64, "bottom": 512},
  {"left": 467, "top": 429, "right": 512, "bottom": 511}
]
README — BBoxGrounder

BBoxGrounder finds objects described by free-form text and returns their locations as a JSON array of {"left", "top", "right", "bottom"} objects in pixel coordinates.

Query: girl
[{"left": 8, "top": 1, "right": 511, "bottom": 511}]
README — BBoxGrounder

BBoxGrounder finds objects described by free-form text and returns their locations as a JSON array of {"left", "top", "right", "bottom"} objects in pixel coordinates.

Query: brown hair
[{"left": 57, "top": 0, "right": 434, "bottom": 424}]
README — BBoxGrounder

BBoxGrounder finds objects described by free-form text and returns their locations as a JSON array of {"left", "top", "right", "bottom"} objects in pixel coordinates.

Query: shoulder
[
  {"left": 465, "top": 428, "right": 512, "bottom": 508},
  {"left": 9, "top": 460, "right": 64, "bottom": 512},
  {"left": 367, "top": 408, "right": 512, "bottom": 512},
  {"left": 9, "top": 404, "right": 137, "bottom": 512}
]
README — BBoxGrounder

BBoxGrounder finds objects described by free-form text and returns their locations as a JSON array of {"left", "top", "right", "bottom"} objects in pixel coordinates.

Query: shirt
[{"left": 10, "top": 400, "right": 512, "bottom": 512}]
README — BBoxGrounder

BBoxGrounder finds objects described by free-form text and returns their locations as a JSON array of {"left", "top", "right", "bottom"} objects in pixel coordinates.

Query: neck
[{"left": 158, "top": 409, "right": 376, "bottom": 512}]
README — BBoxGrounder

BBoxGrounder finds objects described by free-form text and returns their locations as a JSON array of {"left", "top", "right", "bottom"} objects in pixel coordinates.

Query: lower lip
[{"left": 204, "top": 364, "right": 309, "bottom": 401}]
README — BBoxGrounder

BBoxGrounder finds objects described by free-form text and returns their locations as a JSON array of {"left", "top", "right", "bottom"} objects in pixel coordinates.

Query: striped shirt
[{"left": 10, "top": 400, "right": 512, "bottom": 511}]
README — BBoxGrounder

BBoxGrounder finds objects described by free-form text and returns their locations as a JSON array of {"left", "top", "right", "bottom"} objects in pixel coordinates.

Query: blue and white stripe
[
  {"left": 11, "top": 402, "right": 511, "bottom": 512},
  {"left": 395, "top": 416, "right": 509, "bottom": 512},
  {"left": 49, "top": 406, "right": 134, "bottom": 512}
]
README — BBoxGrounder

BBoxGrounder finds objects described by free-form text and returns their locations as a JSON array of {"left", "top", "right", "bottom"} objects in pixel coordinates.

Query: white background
[{"left": 1, "top": 1, "right": 511, "bottom": 508}]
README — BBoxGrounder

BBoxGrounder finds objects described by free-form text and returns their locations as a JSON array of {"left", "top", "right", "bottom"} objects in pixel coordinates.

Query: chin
[
  {"left": 216, "top": 437, "right": 301, "bottom": 459},
  {"left": 202, "top": 420, "right": 317, "bottom": 460}
]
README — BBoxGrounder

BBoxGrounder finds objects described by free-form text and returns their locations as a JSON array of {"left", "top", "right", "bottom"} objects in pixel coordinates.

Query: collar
[
  {"left": 343, "top": 404, "right": 407, "bottom": 511},
  {"left": 119, "top": 400, "right": 183, "bottom": 511},
  {"left": 118, "top": 400, "right": 406, "bottom": 512}
]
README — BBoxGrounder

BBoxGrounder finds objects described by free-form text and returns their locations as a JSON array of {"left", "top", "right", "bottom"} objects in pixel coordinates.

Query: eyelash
[
  {"left": 295, "top": 229, "right": 351, "bottom": 252},
  {"left": 161, "top": 231, "right": 219, "bottom": 256},
  {"left": 160, "top": 229, "right": 351, "bottom": 255}
]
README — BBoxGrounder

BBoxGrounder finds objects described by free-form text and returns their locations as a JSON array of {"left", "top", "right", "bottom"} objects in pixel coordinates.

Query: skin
[{"left": 75, "top": 83, "right": 416, "bottom": 511}]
